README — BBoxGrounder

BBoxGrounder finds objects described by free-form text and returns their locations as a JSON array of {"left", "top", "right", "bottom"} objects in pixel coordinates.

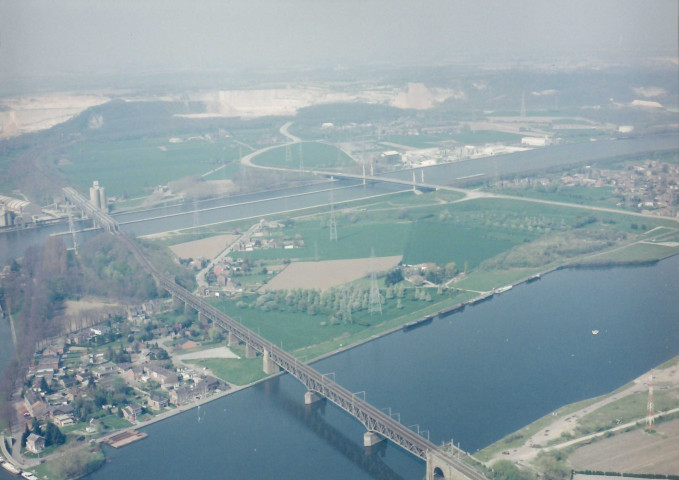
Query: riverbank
[{"left": 476, "top": 354, "right": 679, "bottom": 474}]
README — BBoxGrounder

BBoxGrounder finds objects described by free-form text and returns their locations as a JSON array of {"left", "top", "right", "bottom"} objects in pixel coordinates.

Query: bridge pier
[
  {"left": 172, "top": 295, "right": 182, "bottom": 309},
  {"left": 304, "top": 391, "right": 322, "bottom": 405},
  {"left": 363, "top": 432, "right": 384, "bottom": 447},
  {"left": 245, "top": 344, "right": 256, "bottom": 359},
  {"left": 227, "top": 331, "right": 239, "bottom": 347},
  {"left": 198, "top": 311, "right": 207, "bottom": 326},
  {"left": 262, "top": 349, "right": 280, "bottom": 374}
]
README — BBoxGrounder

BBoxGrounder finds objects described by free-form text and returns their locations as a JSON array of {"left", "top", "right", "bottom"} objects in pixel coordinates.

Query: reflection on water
[{"left": 257, "top": 377, "right": 407, "bottom": 480}]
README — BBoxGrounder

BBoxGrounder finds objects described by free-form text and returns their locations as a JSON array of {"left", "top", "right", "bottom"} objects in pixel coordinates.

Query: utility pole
[
  {"left": 329, "top": 180, "right": 338, "bottom": 242},
  {"left": 369, "top": 248, "right": 382, "bottom": 315},
  {"left": 646, "top": 370, "right": 655, "bottom": 431},
  {"left": 67, "top": 204, "right": 78, "bottom": 254}
]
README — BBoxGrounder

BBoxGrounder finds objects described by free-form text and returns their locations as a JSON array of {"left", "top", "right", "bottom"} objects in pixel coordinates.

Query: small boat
[
  {"left": 495, "top": 285, "right": 512, "bottom": 294},
  {"left": 592, "top": 330, "right": 599, "bottom": 335},
  {"left": 22, "top": 472, "right": 38, "bottom": 480},
  {"left": 403, "top": 315, "right": 433, "bottom": 331},
  {"left": 526, "top": 274, "right": 541, "bottom": 283},
  {"left": 1, "top": 462, "right": 21, "bottom": 475}
]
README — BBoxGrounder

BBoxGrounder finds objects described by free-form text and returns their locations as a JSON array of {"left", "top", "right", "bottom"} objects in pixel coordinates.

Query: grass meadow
[{"left": 56, "top": 136, "right": 242, "bottom": 198}]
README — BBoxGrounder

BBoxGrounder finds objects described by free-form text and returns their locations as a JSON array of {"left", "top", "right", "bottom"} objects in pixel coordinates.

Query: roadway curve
[{"left": 240, "top": 125, "right": 679, "bottom": 225}]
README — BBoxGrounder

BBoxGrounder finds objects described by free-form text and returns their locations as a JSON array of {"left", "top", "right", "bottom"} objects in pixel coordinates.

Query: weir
[{"left": 65, "top": 187, "right": 488, "bottom": 480}]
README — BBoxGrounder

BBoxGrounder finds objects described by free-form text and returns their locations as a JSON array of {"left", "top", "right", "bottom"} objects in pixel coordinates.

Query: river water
[{"left": 61, "top": 255, "right": 677, "bottom": 480}]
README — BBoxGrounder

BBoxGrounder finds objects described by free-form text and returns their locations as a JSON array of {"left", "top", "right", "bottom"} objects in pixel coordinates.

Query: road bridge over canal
[{"left": 64, "top": 187, "right": 488, "bottom": 480}]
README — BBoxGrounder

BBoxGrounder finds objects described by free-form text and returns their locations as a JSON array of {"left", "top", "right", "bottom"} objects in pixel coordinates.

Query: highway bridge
[
  {"left": 311, "top": 170, "right": 455, "bottom": 193},
  {"left": 65, "top": 187, "right": 488, "bottom": 480}
]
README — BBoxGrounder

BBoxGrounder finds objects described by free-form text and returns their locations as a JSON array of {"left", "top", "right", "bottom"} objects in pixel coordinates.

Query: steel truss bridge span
[{"left": 64, "top": 187, "right": 487, "bottom": 480}]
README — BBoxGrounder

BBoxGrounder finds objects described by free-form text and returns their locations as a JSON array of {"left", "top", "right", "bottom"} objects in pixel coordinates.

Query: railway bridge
[{"left": 64, "top": 187, "right": 488, "bottom": 480}]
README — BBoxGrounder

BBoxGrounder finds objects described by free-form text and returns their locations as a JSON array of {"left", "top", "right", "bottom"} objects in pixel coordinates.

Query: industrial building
[
  {"left": 89, "top": 180, "right": 108, "bottom": 212},
  {"left": 0, "top": 194, "right": 41, "bottom": 227}
]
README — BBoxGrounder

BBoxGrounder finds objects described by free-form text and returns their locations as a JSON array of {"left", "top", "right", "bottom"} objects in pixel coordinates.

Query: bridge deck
[{"left": 63, "top": 187, "right": 119, "bottom": 232}]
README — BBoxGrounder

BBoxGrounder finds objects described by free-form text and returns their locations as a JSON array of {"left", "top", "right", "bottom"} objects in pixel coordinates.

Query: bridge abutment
[{"left": 426, "top": 450, "right": 474, "bottom": 480}]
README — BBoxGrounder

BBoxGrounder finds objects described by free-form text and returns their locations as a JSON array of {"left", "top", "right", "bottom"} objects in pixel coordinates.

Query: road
[{"left": 239, "top": 124, "right": 679, "bottom": 225}]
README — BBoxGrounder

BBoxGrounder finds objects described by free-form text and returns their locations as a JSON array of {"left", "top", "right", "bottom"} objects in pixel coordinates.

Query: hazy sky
[{"left": 1, "top": 0, "right": 677, "bottom": 81}]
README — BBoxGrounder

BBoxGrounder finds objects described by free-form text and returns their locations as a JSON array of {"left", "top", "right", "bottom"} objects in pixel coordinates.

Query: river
[{"left": 55, "top": 255, "right": 678, "bottom": 480}]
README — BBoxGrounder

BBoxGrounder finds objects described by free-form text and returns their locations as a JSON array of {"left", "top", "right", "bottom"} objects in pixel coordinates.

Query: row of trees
[{"left": 237, "top": 281, "right": 443, "bottom": 323}]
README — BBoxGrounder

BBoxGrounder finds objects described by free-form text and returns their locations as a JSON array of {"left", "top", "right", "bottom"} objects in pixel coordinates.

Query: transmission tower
[
  {"left": 192, "top": 198, "right": 199, "bottom": 231},
  {"left": 369, "top": 249, "right": 382, "bottom": 315},
  {"left": 285, "top": 143, "right": 292, "bottom": 165},
  {"left": 298, "top": 143, "right": 304, "bottom": 172},
  {"left": 329, "top": 180, "right": 338, "bottom": 242},
  {"left": 343, "top": 287, "right": 352, "bottom": 324},
  {"left": 646, "top": 370, "right": 655, "bottom": 431},
  {"left": 67, "top": 204, "right": 78, "bottom": 254}
]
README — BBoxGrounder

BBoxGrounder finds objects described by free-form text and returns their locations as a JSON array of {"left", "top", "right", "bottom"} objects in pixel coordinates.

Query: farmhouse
[
  {"left": 148, "top": 393, "right": 168, "bottom": 410},
  {"left": 53, "top": 414, "right": 75, "bottom": 428},
  {"left": 26, "top": 434, "right": 46, "bottom": 454},
  {"left": 23, "top": 391, "right": 48, "bottom": 418},
  {"left": 144, "top": 364, "right": 179, "bottom": 389},
  {"left": 122, "top": 402, "right": 142, "bottom": 421}
]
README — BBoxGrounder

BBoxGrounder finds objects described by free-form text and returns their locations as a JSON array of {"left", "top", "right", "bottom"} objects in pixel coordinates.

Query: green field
[
  {"left": 489, "top": 186, "right": 622, "bottom": 209},
  {"left": 56, "top": 136, "right": 242, "bottom": 198},
  {"left": 251, "top": 141, "right": 353, "bottom": 169},
  {"left": 402, "top": 221, "right": 531, "bottom": 268},
  {"left": 235, "top": 221, "right": 411, "bottom": 262},
  {"left": 190, "top": 357, "right": 269, "bottom": 386},
  {"left": 226, "top": 193, "right": 675, "bottom": 274}
]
